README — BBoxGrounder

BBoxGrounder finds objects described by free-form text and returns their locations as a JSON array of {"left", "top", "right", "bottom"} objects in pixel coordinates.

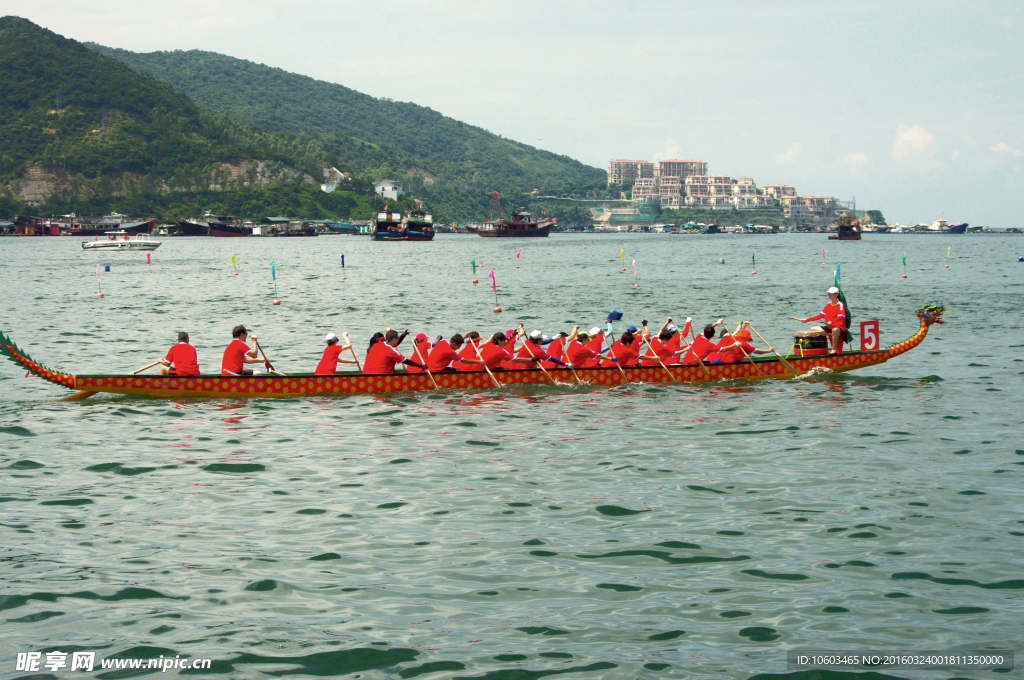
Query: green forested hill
[
  {"left": 87, "top": 46, "right": 606, "bottom": 200},
  {"left": 0, "top": 18, "right": 327, "bottom": 197}
]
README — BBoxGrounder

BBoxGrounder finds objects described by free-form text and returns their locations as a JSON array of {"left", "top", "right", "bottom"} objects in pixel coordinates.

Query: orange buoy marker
[
  {"left": 273, "top": 299, "right": 281, "bottom": 305},
  {"left": 493, "top": 306, "right": 502, "bottom": 313},
  {"left": 95, "top": 264, "right": 104, "bottom": 298},
  {"left": 97, "top": 292, "right": 104, "bottom": 298},
  {"left": 472, "top": 278, "right": 478, "bottom": 284},
  {"left": 945, "top": 245, "right": 950, "bottom": 268}
]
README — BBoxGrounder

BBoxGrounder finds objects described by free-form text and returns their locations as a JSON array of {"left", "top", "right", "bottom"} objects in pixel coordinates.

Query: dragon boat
[{"left": 0, "top": 308, "right": 944, "bottom": 400}]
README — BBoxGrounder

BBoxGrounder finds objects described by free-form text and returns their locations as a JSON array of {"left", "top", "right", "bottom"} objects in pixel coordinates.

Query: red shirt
[
  {"left": 221, "top": 338, "right": 252, "bottom": 375},
  {"left": 565, "top": 340, "right": 597, "bottom": 367},
  {"left": 717, "top": 339, "right": 756, "bottom": 363},
  {"left": 808, "top": 301, "right": 846, "bottom": 328},
  {"left": 406, "top": 340, "right": 431, "bottom": 373},
  {"left": 480, "top": 342, "right": 512, "bottom": 370},
  {"left": 454, "top": 340, "right": 483, "bottom": 371},
  {"left": 165, "top": 342, "right": 200, "bottom": 376},
  {"left": 363, "top": 341, "right": 405, "bottom": 374},
  {"left": 682, "top": 335, "right": 716, "bottom": 365},
  {"left": 315, "top": 344, "right": 345, "bottom": 375},
  {"left": 666, "top": 332, "right": 682, "bottom": 356},
  {"left": 601, "top": 339, "right": 639, "bottom": 367},
  {"left": 583, "top": 333, "right": 605, "bottom": 367},
  {"left": 641, "top": 338, "right": 673, "bottom": 366},
  {"left": 516, "top": 341, "right": 549, "bottom": 363},
  {"left": 427, "top": 340, "right": 461, "bottom": 371},
  {"left": 542, "top": 337, "right": 566, "bottom": 369}
]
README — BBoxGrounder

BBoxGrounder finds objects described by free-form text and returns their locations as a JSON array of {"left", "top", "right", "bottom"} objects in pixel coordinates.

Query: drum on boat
[{"left": 793, "top": 329, "right": 829, "bottom": 356}]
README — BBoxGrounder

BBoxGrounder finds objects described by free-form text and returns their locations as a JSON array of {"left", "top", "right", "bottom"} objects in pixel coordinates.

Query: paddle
[
  {"left": 253, "top": 337, "right": 286, "bottom": 376},
  {"left": 681, "top": 323, "right": 712, "bottom": 379},
  {"left": 413, "top": 338, "right": 440, "bottom": 389},
  {"left": 603, "top": 326, "right": 630, "bottom": 385},
  {"left": 517, "top": 325, "right": 557, "bottom": 385},
  {"left": 638, "top": 322, "right": 677, "bottom": 383},
  {"left": 342, "top": 332, "right": 361, "bottom": 372},
  {"left": 472, "top": 338, "right": 502, "bottom": 388},
  {"left": 747, "top": 324, "right": 800, "bottom": 377},
  {"left": 59, "top": 359, "right": 164, "bottom": 401},
  {"left": 723, "top": 321, "right": 764, "bottom": 376}
]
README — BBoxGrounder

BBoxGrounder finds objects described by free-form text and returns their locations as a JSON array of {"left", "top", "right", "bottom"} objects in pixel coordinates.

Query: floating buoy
[
  {"left": 342, "top": 276, "right": 347, "bottom": 280},
  {"left": 493, "top": 306, "right": 502, "bottom": 313},
  {"left": 621, "top": 267, "right": 626, "bottom": 272},
  {"left": 472, "top": 278, "right": 478, "bottom": 284},
  {"left": 944, "top": 264, "right": 949, "bottom": 268},
  {"left": 634, "top": 283, "right": 640, "bottom": 288},
  {"left": 901, "top": 274, "right": 907, "bottom": 279},
  {"left": 273, "top": 299, "right": 281, "bottom": 305},
  {"left": 515, "top": 265, "right": 520, "bottom": 269},
  {"left": 97, "top": 292, "right": 104, "bottom": 298},
  {"left": 751, "top": 271, "right": 756, "bottom": 275}
]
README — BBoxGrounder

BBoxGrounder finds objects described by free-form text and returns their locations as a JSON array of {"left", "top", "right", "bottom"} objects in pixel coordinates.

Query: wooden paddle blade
[{"left": 58, "top": 390, "right": 98, "bottom": 402}]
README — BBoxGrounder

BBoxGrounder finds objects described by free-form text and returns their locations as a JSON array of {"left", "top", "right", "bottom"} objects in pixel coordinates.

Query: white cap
[
  {"left": 826, "top": 286, "right": 840, "bottom": 295},
  {"left": 529, "top": 330, "right": 543, "bottom": 340},
  {"left": 325, "top": 332, "right": 338, "bottom": 342},
  {"left": 589, "top": 327, "right": 601, "bottom": 336}
]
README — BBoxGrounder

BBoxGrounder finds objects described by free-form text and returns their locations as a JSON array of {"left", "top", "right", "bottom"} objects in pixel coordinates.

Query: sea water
[{"left": 1, "top": 233, "right": 1022, "bottom": 678}]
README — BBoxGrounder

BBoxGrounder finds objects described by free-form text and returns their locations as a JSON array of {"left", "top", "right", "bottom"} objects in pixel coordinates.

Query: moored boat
[
  {"left": 403, "top": 200, "right": 435, "bottom": 241},
  {"left": 828, "top": 215, "right": 862, "bottom": 240},
  {"left": 1, "top": 308, "right": 944, "bottom": 399},
  {"left": 468, "top": 192, "right": 552, "bottom": 238},
  {"left": 59, "top": 213, "right": 155, "bottom": 236},
  {"left": 81, "top": 231, "right": 161, "bottom": 251},
  {"left": 371, "top": 208, "right": 406, "bottom": 241}
]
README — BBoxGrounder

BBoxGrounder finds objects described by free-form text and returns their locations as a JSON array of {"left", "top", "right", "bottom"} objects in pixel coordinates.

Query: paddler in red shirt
[
  {"left": 221, "top": 325, "right": 269, "bottom": 376},
  {"left": 707, "top": 322, "right": 774, "bottom": 363},
  {"left": 363, "top": 329, "right": 427, "bottom": 374},
  {"left": 564, "top": 326, "right": 618, "bottom": 368},
  {"left": 427, "top": 333, "right": 465, "bottom": 372},
  {"left": 406, "top": 333, "right": 432, "bottom": 373},
  {"left": 601, "top": 327, "right": 641, "bottom": 368},
  {"left": 160, "top": 332, "right": 200, "bottom": 376},
  {"left": 797, "top": 287, "right": 847, "bottom": 354},
  {"left": 681, "top": 322, "right": 722, "bottom": 365},
  {"left": 460, "top": 331, "right": 542, "bottom": 371},
  {"left": 513, "top": 325, "right": 570, "bottom": 368},
  {"left": 453, "top": 331, "right": 483, "bottom": 371},
  {"left": 640, "top": 318, "right": 685, "bottom": 366},
  {"left": 584, "top": 327, "right": 606, "bottom": 368},
  {"left": 314, "top": 332, "right": 358, "bottom": 375},
  {"left": 541, "top": 331, "right": 569, "bottom": 370}
]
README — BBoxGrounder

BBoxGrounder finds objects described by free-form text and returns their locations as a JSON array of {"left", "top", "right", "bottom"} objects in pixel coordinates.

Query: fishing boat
[
  {"left": 175, "top": 219, "right": 211, "bottom": 236},
  {"left": 828, "top": 216, "right": 862, "bottom": 240},
  {"left": 81, "top": 231, "right": 161, "bottom": 251},
  {"left": 467, "top": 192, "right": 553, "bottom": 238},
  {"left": 59, "top": 213, "right": 156, "bottom": 236},
  {"left": 370, "top": 208, "right": 405, "bottom": 241},
  {"left": 1, "top": 308, "right": 945, "bottom": 400},
  {"left": 206, "top": 213, "right": 251, "bottom": 238},
  {"left": 403, "top": 201, "right": 435, "bottom": 241}
]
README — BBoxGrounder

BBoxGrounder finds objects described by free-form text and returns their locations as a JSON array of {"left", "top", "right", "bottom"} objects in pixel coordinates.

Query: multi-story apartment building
[
  {"left": 632, "top": 178, "right": 658, "bottom": 201},
  {"left": 780, "top": 196, "right": 812, "bottom": 220},
  {"left": 658, "top": 160, "right": 708, "bottom": 180},
  {"left": 608, "top": 160, "right": 655, "bottom": 186},
  {"left": 658, "top": 177, "right": 682, "bottom": 209},
  {"left": 802, "top": 196, "right": 839, "bottom": 218},
  {"left": 762, "top": 185, "right": 797, "bottom": 200}
]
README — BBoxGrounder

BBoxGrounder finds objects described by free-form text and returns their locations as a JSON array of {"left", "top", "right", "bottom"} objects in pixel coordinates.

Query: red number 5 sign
[{"left": 860, "top": 320, "right": 880, "bottom": 351}]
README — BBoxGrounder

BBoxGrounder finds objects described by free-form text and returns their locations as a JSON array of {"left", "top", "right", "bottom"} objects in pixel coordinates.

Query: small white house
[{"left": 374, "top": 180, "right": 404, "bottom": 200}]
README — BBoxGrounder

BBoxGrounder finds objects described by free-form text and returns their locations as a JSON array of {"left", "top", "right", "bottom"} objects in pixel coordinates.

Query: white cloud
[
  {"left": 964, "top": 136, "right": 977, "bottom": 147},
  {"left": 842, "top": 151, "right": 868, "bottom": 178},
  {"left": 892, "top": 124, "right": 938, "bottom": 168},
  {"left": 652, "top": 138, "right": 682, "bottom": 163},
  {"left": 775, "top": 142, "right": 801, "bottom": 166},
  {"left": 950, "top": 150, "right": 960, "bottom": 162},
  {"left": 991, "top": 142, "right": 1024, "bottom": 157}
]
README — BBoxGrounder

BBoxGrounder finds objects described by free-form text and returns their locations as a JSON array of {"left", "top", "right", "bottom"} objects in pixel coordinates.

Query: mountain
[
  {"left": 0, "top": 16, "right": 342, "bottom": 219},
  {"left": 87, "top": 46, "right": 607, "bottom": 200}
]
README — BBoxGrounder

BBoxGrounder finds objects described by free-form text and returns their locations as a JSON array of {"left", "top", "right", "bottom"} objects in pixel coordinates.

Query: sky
[{"left": 4, "top": 0, "right": 1023, "bottom": 226}]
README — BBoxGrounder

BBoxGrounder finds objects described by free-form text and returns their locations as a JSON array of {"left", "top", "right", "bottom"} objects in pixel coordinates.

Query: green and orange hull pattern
[{"left": 1, "top": 310, "right": 943, "bottom": 399}]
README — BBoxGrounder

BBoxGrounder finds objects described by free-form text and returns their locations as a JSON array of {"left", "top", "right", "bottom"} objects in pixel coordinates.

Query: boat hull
[
  {"left": 1, "top": 311, "right": 942, "bottom": 399},
  {"left": 177, "top": 220, "right": 211, "bottom": 236},
  {"left": 82, "top": 241, "right": 160, "bottom": 251},
  {"left": 209, "top": 223, "right": 251, "bottom": 237},
  {"left": 67, "top": 219, "right": 155, "bottom": 236},
  {"left": 469, "top": 225, "right": 551, "bottom": 238}
]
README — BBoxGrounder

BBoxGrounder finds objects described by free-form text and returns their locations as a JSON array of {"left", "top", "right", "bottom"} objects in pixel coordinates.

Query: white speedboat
[{"left": 82, "top": 231, "right": 161, "bottom": 251}]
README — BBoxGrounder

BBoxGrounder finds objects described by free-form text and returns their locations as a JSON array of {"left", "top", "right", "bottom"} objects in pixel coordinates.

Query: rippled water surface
[{"left": 2, "top": 233, "right": 1022, "bottom": 679}]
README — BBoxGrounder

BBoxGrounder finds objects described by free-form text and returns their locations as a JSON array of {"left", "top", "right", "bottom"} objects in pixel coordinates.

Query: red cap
[{"left": 415, "top": 333, "right": 428, "bottom": 342}]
